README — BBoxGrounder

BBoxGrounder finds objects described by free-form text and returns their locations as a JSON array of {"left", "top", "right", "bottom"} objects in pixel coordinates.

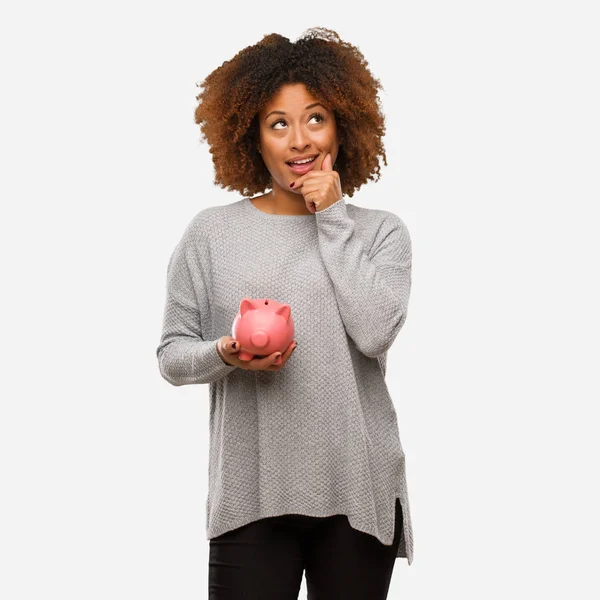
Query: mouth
[{"left": 286, "top": 155, "right": 319, "bottom": 175}]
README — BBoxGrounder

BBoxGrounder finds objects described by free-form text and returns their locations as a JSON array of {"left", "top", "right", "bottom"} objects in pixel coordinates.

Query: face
[{"left": 257, "top": 83, "right": 340, "bottom": 196}]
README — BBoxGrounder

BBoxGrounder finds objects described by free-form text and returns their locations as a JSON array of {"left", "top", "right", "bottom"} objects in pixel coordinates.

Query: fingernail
[
  {"left": 232, "top": 342, "right": 236, "bottom": 349},
  {"left": 290, "top": 182, "right": 295, "bottom": 188}
]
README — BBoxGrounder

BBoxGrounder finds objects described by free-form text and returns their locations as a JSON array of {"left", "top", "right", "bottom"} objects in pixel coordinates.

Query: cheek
[
  {"left": 318, "top": 127, "right": 338, "bottom": 148},
  {"left": 261, "top": 139, "right": 287, "bottom": 162}
]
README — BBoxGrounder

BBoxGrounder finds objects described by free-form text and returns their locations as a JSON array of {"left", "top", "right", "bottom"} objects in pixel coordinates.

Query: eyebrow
[{"left": 264, "top": 103, "right": 326, "bottom": 121}]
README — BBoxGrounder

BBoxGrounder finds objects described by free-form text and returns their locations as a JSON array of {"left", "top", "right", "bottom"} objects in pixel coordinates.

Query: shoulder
[
  {"left": 346, "top": 202, "right": 410, "bottom": 244},
  {"left": 179, "top": 200, "right": 244, "bottom": 245},
  {"left": 345, "top": 201, "right": 411, "bottom": 263}
]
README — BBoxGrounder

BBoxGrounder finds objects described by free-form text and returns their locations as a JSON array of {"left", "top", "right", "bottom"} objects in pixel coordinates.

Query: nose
[{"left": 290, "top": 126, "right": 312, "bottom": 152}]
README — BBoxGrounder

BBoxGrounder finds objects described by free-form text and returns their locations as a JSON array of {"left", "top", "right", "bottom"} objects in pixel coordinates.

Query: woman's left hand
[{"left": 290, "top": 153, "right": 343, "bottom": 214}]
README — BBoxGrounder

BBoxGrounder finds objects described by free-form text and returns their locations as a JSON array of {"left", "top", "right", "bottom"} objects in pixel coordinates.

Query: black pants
[{"left": 209, "top": 498, "right": 403, "bottom": 599}]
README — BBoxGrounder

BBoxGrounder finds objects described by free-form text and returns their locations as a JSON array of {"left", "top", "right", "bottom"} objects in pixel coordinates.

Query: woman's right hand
[{"left": 216, "top": 336, "right": 297, "bottom": 371}]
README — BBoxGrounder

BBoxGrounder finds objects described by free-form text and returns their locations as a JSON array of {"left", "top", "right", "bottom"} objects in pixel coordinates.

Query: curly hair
[{"left": 194, "top": 27, "right": 388, "bottom": 199}]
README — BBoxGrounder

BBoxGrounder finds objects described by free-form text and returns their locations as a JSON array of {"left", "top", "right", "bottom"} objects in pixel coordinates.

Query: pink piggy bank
[{"left": 231, "top": 298, "right": 295, "bottom": 361}]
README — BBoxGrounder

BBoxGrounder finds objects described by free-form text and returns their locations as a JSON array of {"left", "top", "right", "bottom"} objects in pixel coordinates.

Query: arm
[
  {"left": 315, "top": 199, "right": 412, "bottom": 358},
  {"left": 156, "top": 236, "right": 238, "bottom": 386}
]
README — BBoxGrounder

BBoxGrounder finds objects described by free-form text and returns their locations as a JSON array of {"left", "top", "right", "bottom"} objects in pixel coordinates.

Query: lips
[
  {"left": 286, "top": 155, "right": 319, "bottom": 175},
  {"left": 287, "top": 154, "right": 318, "bottom": 163}
]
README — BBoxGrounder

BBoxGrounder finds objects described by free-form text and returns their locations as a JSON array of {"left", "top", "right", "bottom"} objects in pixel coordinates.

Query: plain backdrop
[{"left": 1, "top": 1, "right": 599, "bottom": 599}]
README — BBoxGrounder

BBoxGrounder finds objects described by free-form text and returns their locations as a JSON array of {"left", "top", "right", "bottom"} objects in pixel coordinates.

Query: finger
[
  {"left": 282, "top": 341, "right": 298, "bottom": 362},
  {"left": 281, "top": 341, "right": 297, "bottom": 359},
  {"left": 291, "top": 170, "right": 326, "bottom": 190},
  {"left": 266, "top": 344, "right": 296, "bottom": 370},
  {"left": 302, "top": 196, "right": 317, "bottom": 214},
  {"left": 320, "top": 152, "right": 333, "bottom": 171}
]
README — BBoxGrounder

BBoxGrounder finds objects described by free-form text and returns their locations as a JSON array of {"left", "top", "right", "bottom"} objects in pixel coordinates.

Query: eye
[{"left": 270, "top": 112, "right": 325, "bottom": 130}]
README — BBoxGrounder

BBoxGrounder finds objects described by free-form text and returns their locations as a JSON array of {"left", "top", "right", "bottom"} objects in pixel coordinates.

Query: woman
[{"left": 156, "top": 27, "right": 414, "bottom": 599}]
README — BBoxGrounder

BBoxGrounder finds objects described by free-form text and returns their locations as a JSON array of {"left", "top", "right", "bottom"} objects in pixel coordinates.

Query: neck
[{"left": 267, "top": 188, "right": 313, "bottom": 216}]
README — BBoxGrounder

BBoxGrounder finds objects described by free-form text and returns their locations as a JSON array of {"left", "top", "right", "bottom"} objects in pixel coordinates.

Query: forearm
[{"left": 157, "top": 337, "right": 237, "bottom": 386}]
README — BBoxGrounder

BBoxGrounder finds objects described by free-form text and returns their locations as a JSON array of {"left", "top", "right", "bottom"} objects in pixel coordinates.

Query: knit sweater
[{"left": 156, "top": 196, "right": 414, "bottom": 564}]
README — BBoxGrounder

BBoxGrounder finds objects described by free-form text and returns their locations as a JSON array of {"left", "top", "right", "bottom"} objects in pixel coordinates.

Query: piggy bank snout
[{"left": 250, "top": 331, "right": 269, "bottom": 348}]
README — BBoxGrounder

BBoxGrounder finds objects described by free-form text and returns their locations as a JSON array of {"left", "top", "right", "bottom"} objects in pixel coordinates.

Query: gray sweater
[{"left": 156, "top": 196, "right": 414, "bottom": 564}]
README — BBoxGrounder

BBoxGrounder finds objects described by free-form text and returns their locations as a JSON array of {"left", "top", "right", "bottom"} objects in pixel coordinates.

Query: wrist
[{"left": 216, "top": 340, "right": 232, "bottom": 365}]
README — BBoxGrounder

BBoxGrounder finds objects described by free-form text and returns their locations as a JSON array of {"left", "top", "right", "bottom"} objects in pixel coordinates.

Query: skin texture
[{"left": 194, "top": 27, "right": 388, "bottom": 201}]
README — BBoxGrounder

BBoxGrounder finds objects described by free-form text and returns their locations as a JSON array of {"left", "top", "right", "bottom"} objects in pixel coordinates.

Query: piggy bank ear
[
  {"left": 240, "top": 298, "right": 257, "bottom": 317},
  {"left": 275, "top": 304, "right": 291, "bottom": 321}
]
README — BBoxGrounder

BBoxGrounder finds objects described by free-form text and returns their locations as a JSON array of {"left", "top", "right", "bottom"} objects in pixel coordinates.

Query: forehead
[{"left": 260, "top": 83, "right": 323, "bottom": 113}]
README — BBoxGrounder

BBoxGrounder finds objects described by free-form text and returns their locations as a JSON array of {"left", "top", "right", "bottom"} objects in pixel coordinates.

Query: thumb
[
  {"left": 221, "top": 337, "right": 235, "bottom": 353},
  {"left": 321, "top": 152, "right": 333, "bottom": 171}
]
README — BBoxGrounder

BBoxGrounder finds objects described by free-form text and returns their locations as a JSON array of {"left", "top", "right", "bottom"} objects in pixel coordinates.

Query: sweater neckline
[{"left": 244, "top": 197, "right": 316, "bottom": 219}]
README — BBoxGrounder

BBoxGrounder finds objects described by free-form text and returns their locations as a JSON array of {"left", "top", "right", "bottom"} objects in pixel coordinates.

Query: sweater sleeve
[
  {"left": 315, "top": 198, "right": 412, "bottom": 358},
  {"left": 156, "top": 234, "right": 238, "bottom": 386}
]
